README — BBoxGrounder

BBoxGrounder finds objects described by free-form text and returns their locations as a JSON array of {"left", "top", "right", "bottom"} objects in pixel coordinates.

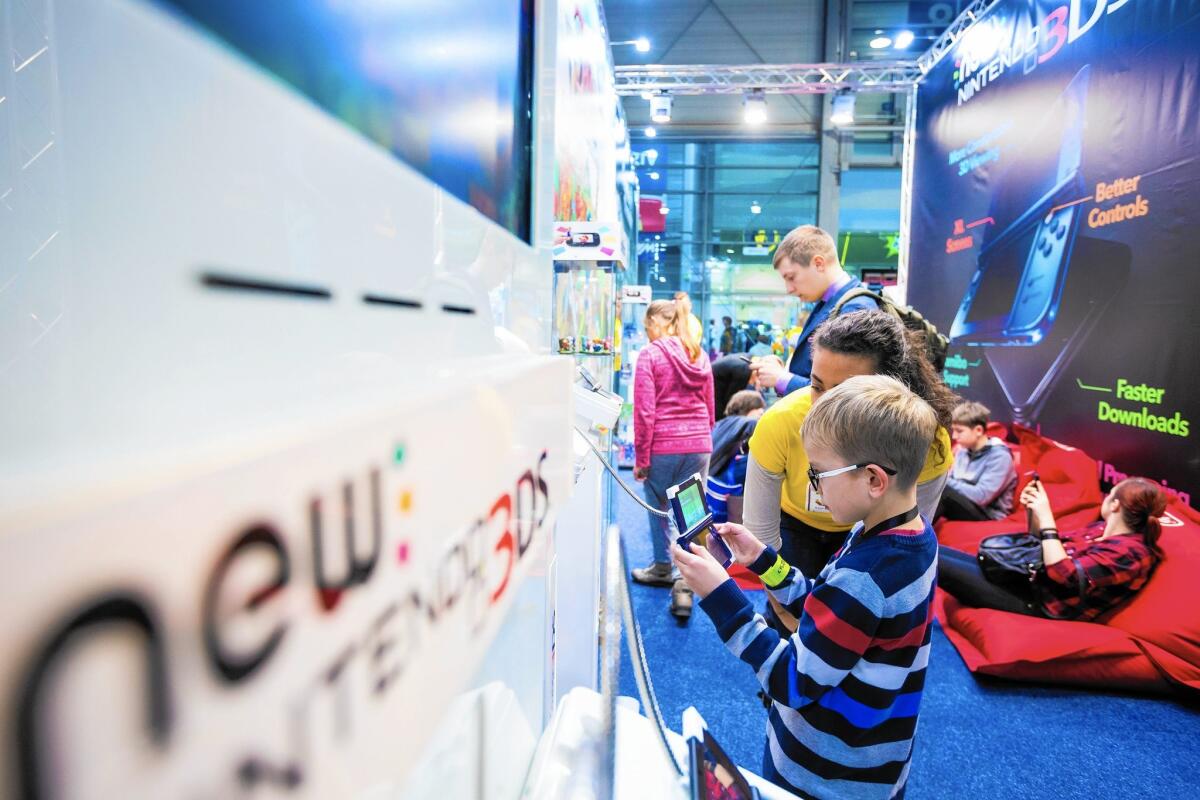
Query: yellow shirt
[{"left": 748, "top": 387, "right": 952, "bottom": 531}]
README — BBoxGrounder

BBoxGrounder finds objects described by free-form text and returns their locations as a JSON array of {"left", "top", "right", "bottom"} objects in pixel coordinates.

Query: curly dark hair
[{"left": 813, "top": 310, "right": 959, "bottom": 431}]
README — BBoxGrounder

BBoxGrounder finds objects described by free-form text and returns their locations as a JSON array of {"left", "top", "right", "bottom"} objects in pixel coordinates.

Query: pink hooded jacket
[{"left": 633, "top": 336, "right": 715, "bottom": 470}]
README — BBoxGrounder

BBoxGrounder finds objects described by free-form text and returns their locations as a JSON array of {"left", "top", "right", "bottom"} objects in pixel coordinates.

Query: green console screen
[{"left": 678, "top": 483, "right": 708, "bottom": 529}]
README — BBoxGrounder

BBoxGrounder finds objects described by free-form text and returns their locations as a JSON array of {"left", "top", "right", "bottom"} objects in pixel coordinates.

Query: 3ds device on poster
[
  {"left": 683, "top": 707, "right": 760, "bottom": 800},
  {"left": 948, "top": 65, "right": 1131, "bottom": 423},
  {"left": 667, "top": 474, "right": 734, "bottom": 567}
]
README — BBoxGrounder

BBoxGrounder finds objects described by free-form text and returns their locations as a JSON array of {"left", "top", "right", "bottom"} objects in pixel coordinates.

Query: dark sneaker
[
  {"left": 631, "top": 562, "right": 674, "bottom": 587},
  {"left": 670, "top": 578, "right": 693, "bottom": 619}
]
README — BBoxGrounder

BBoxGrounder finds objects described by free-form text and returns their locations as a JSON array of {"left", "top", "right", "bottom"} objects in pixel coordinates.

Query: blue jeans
[{"left": 642, "top": 452, "right": 709, "bottom": 565}]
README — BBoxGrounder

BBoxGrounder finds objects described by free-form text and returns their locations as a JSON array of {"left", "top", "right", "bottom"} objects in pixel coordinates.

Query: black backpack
[{"left": 830, "top": 287, "right": 950, "bottom": 372}]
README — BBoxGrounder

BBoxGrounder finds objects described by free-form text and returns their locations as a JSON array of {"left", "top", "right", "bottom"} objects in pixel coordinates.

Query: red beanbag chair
[
  {"left": 936, "top": 495, "right": 1200, "bottom": 697},
  {"left": 936, "top": 423, "right": 1104, "bottom": 553}
]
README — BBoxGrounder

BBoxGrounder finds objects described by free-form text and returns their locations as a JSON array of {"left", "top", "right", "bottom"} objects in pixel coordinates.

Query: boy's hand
[
  {"left": 633, "top": 466, "right": 649, "bottom": 481},
  {"left": 671, "top": 542, "right": 729, "bottom": 599},
  {"left": 714, "top": 522, "right": 766, "bottom": 566}
]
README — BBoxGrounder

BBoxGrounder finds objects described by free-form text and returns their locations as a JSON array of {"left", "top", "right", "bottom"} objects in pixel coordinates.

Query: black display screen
[
  {"left": 158, "top": 0, "right": 533, "bottom": 241},
  {"left": 966, "top": 226, "right": 1038, "bottom": 325}
]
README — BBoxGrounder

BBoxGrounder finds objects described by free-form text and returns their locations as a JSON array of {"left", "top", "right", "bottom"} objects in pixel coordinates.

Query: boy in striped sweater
[{"left": 673, "top": 375, "right": 939, "bottom": 799}]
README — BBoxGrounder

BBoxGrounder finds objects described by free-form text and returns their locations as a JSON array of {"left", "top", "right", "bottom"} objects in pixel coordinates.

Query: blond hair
[
  {"left": 772, "top": 224, "right": 839, "bottom": 270},
  {"left": 646, "top": 299, "right": 701, "bottom": 362},
  {"left": 802, "top": 374, "right": 937, "bottom": 490}
]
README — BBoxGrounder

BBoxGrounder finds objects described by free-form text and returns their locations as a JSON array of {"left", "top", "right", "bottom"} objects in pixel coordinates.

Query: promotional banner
[
  {"left": 908, "top": 0, "right": 1199, "bottom": 505},
  {"left": 1, "top": 361, "right": 570, "bottom": 799}
]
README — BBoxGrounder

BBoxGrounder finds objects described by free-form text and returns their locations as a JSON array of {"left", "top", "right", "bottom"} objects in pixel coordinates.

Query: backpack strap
[{"left": 830, "top": 286, "right": 888, "bottom": 317}]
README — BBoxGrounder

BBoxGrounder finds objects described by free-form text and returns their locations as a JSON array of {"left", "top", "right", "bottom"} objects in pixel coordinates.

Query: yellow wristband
[{"left": 760, "top": 554, "right": 791, "bottom": 589}]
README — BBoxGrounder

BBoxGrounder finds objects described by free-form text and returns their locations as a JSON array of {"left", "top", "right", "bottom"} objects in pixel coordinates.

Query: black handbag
[
  {"left": 976, "top": 533, "right": 1043, "bottom": 589},
  {"left": 977, "top": 533, "right": 1088, "bottom": 619}
]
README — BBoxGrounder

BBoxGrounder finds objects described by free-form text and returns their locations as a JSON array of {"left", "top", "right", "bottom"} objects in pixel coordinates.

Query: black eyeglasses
[{"left": 807, "top": 462, "right": 898, "bottom": 495}]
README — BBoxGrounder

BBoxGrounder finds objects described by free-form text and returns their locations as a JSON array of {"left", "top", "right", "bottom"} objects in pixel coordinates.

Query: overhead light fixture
[
  {"left": 831, "top": 90, "right": 856, "bottom": 126},
  {"left": 650, "top": 93, "right": 672, "bottom": 123},
  {"left": 640, "top": 91, "right": 653, "bottom": 100},
  {"left": 743, "top": 90, "right": 768, "bottom": 125},
  {"left": 894, "top": 30, "right": 915, "bottom": 49},
  {"left": 659, "top": 206, "right": 670, "bottom": 215},
  {"left": 869, "top": 35, "right": 892, "bottom": 49},
  {"left": 726, "top": 249, "right": 735, "bottom": 254},
  {"left": 750, "top": 202, "right": 762, "bottom": 214},
  {"left": 648, "top": 171, "right": 660, "bottom": 180},
  {"left": 613, "top": 38, "right": 652, "bottom": 53},
  {"left": 644, "top": 126, "right": 657, "bottom": 138}
]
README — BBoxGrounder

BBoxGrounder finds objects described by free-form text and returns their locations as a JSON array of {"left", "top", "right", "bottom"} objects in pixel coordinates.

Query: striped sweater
[{"left": 698, "top": 520, "right": 938, "bottom": 799}]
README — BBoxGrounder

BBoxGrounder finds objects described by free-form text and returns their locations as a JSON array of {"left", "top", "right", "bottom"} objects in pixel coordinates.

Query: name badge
[{"left": 806, "top": 483, "right": 829, "bottom": 514}]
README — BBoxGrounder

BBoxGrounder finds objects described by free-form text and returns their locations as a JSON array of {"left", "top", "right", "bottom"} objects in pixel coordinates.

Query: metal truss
[
  {"left": 614, "top": 61, "right": 923, "bottom": 96},
  {"left": 917, "top": 0, "right": 1005, "bottom": 74},
  {"left": 614, "top": 0, "right": 1005, "bottom": 96}
]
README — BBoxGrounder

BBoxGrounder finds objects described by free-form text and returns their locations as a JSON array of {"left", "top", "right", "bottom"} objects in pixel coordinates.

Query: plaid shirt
[{"left": 1035, "top": 523, "right": 1157, "bottom": 621}]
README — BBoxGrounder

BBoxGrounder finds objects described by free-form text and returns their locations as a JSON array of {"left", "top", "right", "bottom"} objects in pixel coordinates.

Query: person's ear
[
  {"left": 811, "top": 255, "right": 825, "bottom": 271},
  {"left": 866, "top": 465, "right": 889, "bottom": 499}
]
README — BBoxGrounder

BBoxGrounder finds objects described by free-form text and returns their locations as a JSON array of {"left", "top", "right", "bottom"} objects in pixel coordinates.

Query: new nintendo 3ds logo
[{"left": 953, "top": 0, "right": 1135, "bottom": 104}]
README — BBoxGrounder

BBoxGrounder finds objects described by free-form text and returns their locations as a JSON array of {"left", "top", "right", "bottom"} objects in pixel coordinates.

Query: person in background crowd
[
  {"left": 719, "top": 315, "right": 737, "bottom": 355},
  {"left": 752, "top": 225, "right": 878, "bottom": 397},
  {"left": 706, "top": 390, "right": 767, "bottom": 525},
  {"left": 631, "top": 299, "right": 715, "bottom": 620},
  {"left": 712, "top": 354, "right": 756, "bottom": 422},
  {"left": 743, "top": 311, "right": 956, "bottom": 633},
  {"left": 936, "top": 401, "right": 1018, "bottom": 521},
  {"left": 748, "top": 334, "right": 773, "bottom": 357},
  {"left": 674, "top": 291, "right": 704, "bottom": 346},
  {"left": 939, "top": 477, "right": 1167, "bottom": 621}
]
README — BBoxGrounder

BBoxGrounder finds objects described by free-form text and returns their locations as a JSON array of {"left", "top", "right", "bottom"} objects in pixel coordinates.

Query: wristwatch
[{"left": 1038, "top": 528, "right": 1060, "bottom": 541}]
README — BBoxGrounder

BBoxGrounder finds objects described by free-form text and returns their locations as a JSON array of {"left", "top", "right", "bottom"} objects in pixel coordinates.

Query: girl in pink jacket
[{"left": 631, "top": 299, "right": 715, "bottom": 618}]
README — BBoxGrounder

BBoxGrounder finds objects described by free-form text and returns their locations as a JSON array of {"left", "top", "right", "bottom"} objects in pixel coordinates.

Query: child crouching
[{"left": 672, "top": 374, "right": 939, "bottom": 800}]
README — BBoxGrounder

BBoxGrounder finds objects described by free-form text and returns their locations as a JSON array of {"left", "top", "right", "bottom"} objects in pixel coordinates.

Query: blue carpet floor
[{"left": 612, "top": 468, "right": 1200, "bottom": 798}]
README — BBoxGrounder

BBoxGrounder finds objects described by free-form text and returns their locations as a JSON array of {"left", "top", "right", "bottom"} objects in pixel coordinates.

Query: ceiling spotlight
[
  {"left": 648, "top": 171, "right": 660, "bottom": 180},
  {"left": 831, "top": 90, "right": 856, "bottom": 126},
  {"left": 750, "top": 202, "right": 762, "bottom": 214},
  {"left": 894, "top": 30, "right": 915, "bottom": 49},
  {"left": 743, "top": 90, "right": 768, "bottom": 125},
  {"left": 644, "top": 126, "right": 657, "bottom": 138},
  {"left": 613, "top": 38, "right": 653, "bottom": 53},
  {"left": 659, "top": 206, "right": 670, "bottom": 215},
  {"left": 869, "top": 35, "right": 892, "bottom": 49},
  {"left": 726, "top": 249, "right": 735, "bottom": 254},
  {"left": 650, "top": 93, "right": 673, "bottom": 123}
]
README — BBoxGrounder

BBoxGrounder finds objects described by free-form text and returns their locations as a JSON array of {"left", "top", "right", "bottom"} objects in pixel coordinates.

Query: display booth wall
[{"left": 906, "top": 0, "right": 1199, "bottom": 506}]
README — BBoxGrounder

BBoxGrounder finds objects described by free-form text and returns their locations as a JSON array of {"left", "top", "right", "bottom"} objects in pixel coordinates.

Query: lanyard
[{"left": 852, "top": 506, "right": 920, "bottom": 546}]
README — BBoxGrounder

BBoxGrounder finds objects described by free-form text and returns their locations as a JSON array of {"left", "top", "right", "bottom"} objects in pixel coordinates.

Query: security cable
[{"left": 572, "top": 426, "right": 670, "bottom": 518}]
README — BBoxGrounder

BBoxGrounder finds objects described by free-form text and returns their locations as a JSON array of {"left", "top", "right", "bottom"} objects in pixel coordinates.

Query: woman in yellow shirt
[{"left": 745, "top": 310, "right": 958, "bottom": 587}]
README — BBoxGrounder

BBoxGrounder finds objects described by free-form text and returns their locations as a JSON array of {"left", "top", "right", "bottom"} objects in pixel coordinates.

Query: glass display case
[{"left": 554, "top": 264, "right": 615, "bottom": 355}]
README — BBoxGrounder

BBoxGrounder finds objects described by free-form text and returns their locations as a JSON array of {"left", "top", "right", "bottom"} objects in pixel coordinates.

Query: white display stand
[{"left": 525, "top": 688, "right": 798, "bottom": 800}]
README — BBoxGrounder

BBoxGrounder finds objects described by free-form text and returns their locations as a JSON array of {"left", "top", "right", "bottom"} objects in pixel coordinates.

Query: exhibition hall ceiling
[{"left": 604, "top": 0, "right": 964, "bottom": 135}]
